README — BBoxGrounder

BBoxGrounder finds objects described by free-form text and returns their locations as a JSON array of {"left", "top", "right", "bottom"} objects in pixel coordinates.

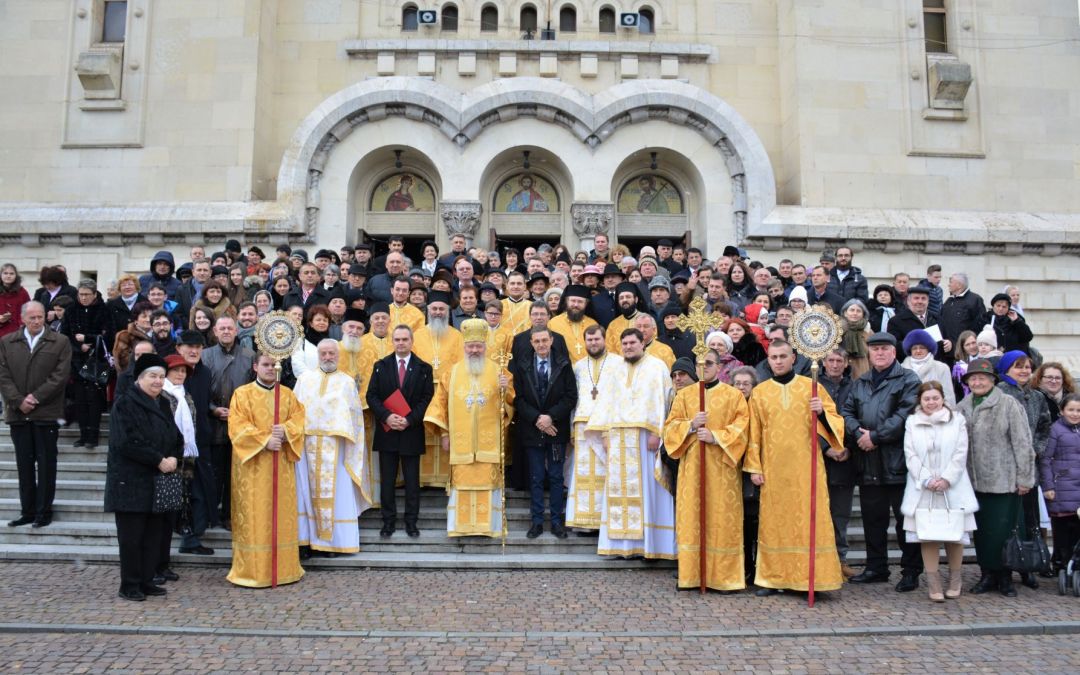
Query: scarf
[
  {"left": 163, "top": 380, "right": 199, "bottom": 458},
  {"left": 841, "top": 318, "right": 867, "bottom": 358},
  {"left": 876, "top": 307, "right": 895, "bottom": 332},
  {"left": 904, "top": 352, "right": 939, "bottom": 383}
]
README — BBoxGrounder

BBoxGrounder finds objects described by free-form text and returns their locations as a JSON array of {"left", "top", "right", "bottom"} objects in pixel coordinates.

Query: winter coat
[
  {"left": 201, "top": 342, "right": 255, "bottom": 444},
  {"left": 104, "top": 386, "right": 183, "bottom": 513},
  {"left": 901, "top": 354, "right": 956, "bottom": 407},
  {"left": 189, "top": 297, "right": 236, "bottom": 330},
  {"left": 957, "top": 387, "right": 1035, "bottom": 494},
  {"left": 841, "top": 361, "right": 922, "bottom": 486},
  {"left": 1040, "top": 418, "right": 1080, "bottom": 516},
  {"left": 986, "top": 311, "right": 1033, "bottom": 356},
  {"left": 33, "top": 285, "right": 78, "bottom": 312},
  {"left": 104, "top": 295, "right": 146, "bottom": 338},
  {"left": 0, "top": 328, "right": 73, "bottom": 423},
  {"left": 731, "top": 333, "right": 766, "bottom": 367},
  {"left": 887, "top": 307, "right": 942, "bottom": 356},
  {"left": 138, "top": 250, "right": 180, "bottom": 300},
  {"left": 997, "top": 381, "right": 1052, "bottom": 459},
  {"left": 61, "top": 294, "right": 111, "bottom": 369},
  {"left": 820, "top": 374, "right": 855, "bottom": 488},
  {"left": 939, "top": 290, "right": 986, "bottom": 343},
  {"left": 112, "top": 323, "right": 152, "bottom": 373},
  {"left": 827, "top": 265, "right": 869, "bottom": 302},
  {"left": 0, "top": 285, "right": 30, "bottom": 338},
  {"left": 900, "top": 409, "right": 979, "bottom": 517}
]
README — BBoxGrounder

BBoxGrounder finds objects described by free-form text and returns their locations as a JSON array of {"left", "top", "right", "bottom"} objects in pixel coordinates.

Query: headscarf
[{"left": 996, "top": 350, "right": 1027, "bottom": 387}]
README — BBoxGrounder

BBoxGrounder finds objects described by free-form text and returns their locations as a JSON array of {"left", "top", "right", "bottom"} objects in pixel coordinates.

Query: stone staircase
[{"left": 0, "top": 418, "right": 967, "bottom": 570}]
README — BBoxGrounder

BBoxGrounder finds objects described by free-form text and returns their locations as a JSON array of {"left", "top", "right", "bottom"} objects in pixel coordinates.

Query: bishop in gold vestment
[
  {"left": 745, "top": 346, "right": 844, "bottom": 593},
  {"left": 425, "top": 319, "right": 514, "bottom": 537},
  {"left": 226, "top": 366, "right": 306, "bottom": 588},
  {"left": 664, "top": 374, "right": 750, "bottom": 591},
  {"left": 412, "top": 294, "right": 463, "bottom": 487}
]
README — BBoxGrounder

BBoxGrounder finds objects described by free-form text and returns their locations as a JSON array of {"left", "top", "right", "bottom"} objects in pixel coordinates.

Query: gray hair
[
  {"left": 78, "top": 278, "right": 97, "bottom": 291},
  {"left": 729, "top": 366, "right": 758, "bottom": 385},
  {"left": 324, "top": 263, "right": 340, "bottom": 277},
  {"left": 20, "top": 301, "right": 45, "bottom": 318},
  {"left": 317, "top": 338, "right": 339, "bottom": 351},
  {"left": 950, "top": 272, "right": 969, "bottom": 289},
  {"left": 840, "top": 298, "right": 868, "bottom": 319}
]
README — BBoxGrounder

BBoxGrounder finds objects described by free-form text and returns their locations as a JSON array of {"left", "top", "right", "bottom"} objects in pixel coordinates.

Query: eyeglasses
[
  {"left": 1042, "top": 375, "right": 1063, "bottom": 381},
  {"left": 703, "top": 360, "right": 718, "bottom": 367}
]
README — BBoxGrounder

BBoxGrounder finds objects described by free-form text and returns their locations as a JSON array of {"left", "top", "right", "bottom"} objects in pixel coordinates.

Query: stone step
[
  {"left": 0, "top": 460, "right": 107, "bottom": 481},
  {"left": 0, "top": 447, "right": 108, "bottom": 463},
  {"left": 0, "top": 425, "right": 110, "bottom": 439}
]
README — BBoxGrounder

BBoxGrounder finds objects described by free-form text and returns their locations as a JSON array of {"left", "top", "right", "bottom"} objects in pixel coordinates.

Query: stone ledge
[{"left": 342, "top": 38, "right": 713, "bottom": 60}]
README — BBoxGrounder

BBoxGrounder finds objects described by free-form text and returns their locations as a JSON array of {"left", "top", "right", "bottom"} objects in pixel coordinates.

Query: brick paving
[{"left": 2, "top": 561, "right": 1080, "bottom": 671}]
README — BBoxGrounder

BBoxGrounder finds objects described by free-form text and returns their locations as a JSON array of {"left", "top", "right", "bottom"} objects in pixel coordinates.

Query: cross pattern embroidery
[{"left": 464, "top": 385, "right": 487, "bottom": 409}]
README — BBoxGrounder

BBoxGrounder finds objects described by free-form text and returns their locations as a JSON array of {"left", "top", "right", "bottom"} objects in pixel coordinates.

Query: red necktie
[{"left": 398, "top": 358, "right": 406, "bottom": 388}]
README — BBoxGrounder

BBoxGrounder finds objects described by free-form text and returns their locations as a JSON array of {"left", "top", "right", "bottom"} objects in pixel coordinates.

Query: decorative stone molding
[
  {"left": 440, "top": 201, "right": 482, "bottom": 239},
  {"left": 571, "top": 202, "right": 613, "bottom": 238}
]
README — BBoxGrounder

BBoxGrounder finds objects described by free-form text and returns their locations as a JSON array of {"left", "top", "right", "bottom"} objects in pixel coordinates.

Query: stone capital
[
  {"left": 440, "top": 201, "right": 482, "bottom": 238},
  {"left": 570, "top": 202, "right": 613, "bottom": 238}
]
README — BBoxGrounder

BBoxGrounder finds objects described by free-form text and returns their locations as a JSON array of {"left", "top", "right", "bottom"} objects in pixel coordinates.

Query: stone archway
[{"left": 277, "top": 77, "right": 776, "bottom": 245}]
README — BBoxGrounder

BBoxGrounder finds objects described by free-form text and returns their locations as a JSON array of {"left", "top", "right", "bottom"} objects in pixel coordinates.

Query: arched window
[
  {"left": 520, "top": 5, "right": 538, "bottom": 36},
  {"left": 559, "top": 6, "right": 577, "bottom": 33},
  {"left": 442, "top": 3, "right": 459, "bottom": 32},
  {"left": 402, "top": 4, "right": 419, "bottom": 32},
  {"left": 639, "top": 7, "right": 655, "bottom": 34},
  {"left": 480, "top": 4, "right": 498, "bottom": 32},
  {"left": 598, "top": 7, "right": 616, "bottom": 34}
]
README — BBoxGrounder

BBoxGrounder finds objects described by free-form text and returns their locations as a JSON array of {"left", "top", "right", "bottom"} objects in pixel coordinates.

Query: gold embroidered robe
[
  {"left": 548, "top": 313, "right": 598, "bottom": 363},
  {"left": 664, "top": 382, "right": 750, "bottom": 590},
  {"left": 424, "top": 360, "right": 514, "bottom": 537},
  {"left": 226, "top": 382, "right": 306, "bottom": 588},
  {"left": 604, "top": 312, "right": 639, "bottom": 356},
  {"left": 566, "top": 352, "right": 623, "bottom": 529},
  {"left": 413, "top": 325, "right": 464, "bottom": 487},
  {"left": 745, "top": 375, "right": 845, "bottom": 592},
  {"left": 646, "top": 339, "right": 677, "bottom": 370},
  {"left": 339, "top": 340, "right": 381, "bottom": 507},
  {"left": 389, "top": 303, "right": 425, "bottom": 333},
  {"left": 501, "top": 297, "right": 531, "bottom": 334}
]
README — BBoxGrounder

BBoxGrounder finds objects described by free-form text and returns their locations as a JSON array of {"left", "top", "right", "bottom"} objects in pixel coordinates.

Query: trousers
[
  {"left": 526, "top": 444, "right": 566, "bottom": 526},
  {"left": 380, "top": 452, "right": 420, "bottom": 527},
  {"left": 10, "top": 422, "right": 59, "bottom": 519},
  {"left": 115, "top": 511, "right": 165, "bottom": 592},
  {"left": 860, "top": 483, "right": 922, "bottom": 575}
]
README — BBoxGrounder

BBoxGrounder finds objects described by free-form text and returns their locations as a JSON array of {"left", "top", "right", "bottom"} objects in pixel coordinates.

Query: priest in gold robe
[
  {"left": 424, "top": 319, "right": 515, "bottom": 537},
  {"left": 663, "top": 349, "right": 750, "bottom": 591},
  {"left": 745, "top": 340, "right": 845, "bottom": 595},
  {"left": 605, "top": 282, "right": 646, "bottom": 356},
  {"left": 566, "top": 324, "right": 621, "bottom": 531},
  {"left": 635, "top": 313, "right": 676, "bottom": 370},
  {"left": 293, "top": 340, "right": 372, "bottom": 555},
  {"left": 412, "top": 291, "right": 463, "bottom": 487},
  {"left": 338, "top": 306, "right": 380, "bottom": 508},
  {"left": 587, "top": 327, "right": 676, "bottom": 559},
  {"left": 501, "top": 271, "right": 532, "bottom": 334},
  {"left": 482, "top": 300, "right": 514, "bottom": 359},
  {"left": 389, "top": 277, "right": 425, "bottom": 333},
  {"left": 548, "top": 285, "right": 597, "bottom": 363},
  {"left": 226, "top": 352, "right": 306, "bottom": 588}
]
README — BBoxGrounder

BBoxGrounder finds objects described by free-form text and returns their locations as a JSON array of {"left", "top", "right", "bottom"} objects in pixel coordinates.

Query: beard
[
  {"left": 586, "top": 344, "right": 606, "bottom": 359},
  {"left": 623, "top": 352, "right": 642, "bottom": 364},
  {"left": 466, "top": 353, "right": 486, "bottom": 376},
  {"left": 566, "top": 307, "right": 585, "bottom": 322},
  {"left": 427, "top": 314, "right": 449, "bottom": 338},
  {"left": 319, "top": 360, "right": 337, "bottom": 373},
  {"left": 619, "top": 304, "right": 636, "bottom": 319},
  {"left": 341, "top": 335, "right": 361, "bottom": 352}
]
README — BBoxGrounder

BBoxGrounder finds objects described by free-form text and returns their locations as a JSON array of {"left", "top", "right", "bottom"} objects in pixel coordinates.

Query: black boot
[
  {"left": 1020, "top": 571, "right": 1039, "bottom": 589},
  {"left": 971, "top": 570, "right": 997, "bottom": 594},
  {"left": 998, "top": 572, "right": 1017, "bottom": 597}
]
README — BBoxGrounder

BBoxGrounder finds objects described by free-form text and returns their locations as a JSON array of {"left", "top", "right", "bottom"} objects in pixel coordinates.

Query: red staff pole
[
  {"left": 697, "top": 367, "right": 706, "bottom": 595},
  {"left": 271, "top": 363, "right": 281, "bottom": 588},
  {"left": 808, "top": 361, "right": 820, "bottom": 608}
]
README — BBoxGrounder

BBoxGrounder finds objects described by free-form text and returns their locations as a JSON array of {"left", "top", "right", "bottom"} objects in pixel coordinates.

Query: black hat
[
  {"left": 290, "top": 249, "right": 309, "bottom": 263},
  {"left": 556, "top": 251, "right": 573, "bottom": 265},
  {"left": 820, "top": 251, "right": 836, "bottom": 263},
  {"left": 176, "top": 263, "right": 193, "bottom": 281},
  {"left": 211, "top": 265, "right": 229, "bottom": 277},
  {"left": 314, "top": 249, "right": 335, "bottom": 261},
  {"left": 479, "top": 283, "right": 500, "bottom": 296},
  {"left": 348, "top": 265, "right": 369, "bottom": 278},
  {"left": 345, "top": 288, "right": 366, "bottom": 306},
  {"left": 658, "top": 238, "right": 674, "bottom": 247},
  {"left": 343, "top": 307, "right": 368, "bottom": 325},
  {"left": 907, "top": 284, "right": 932, "bottom": 296},
  {"left": 660, "top": 306, "right": 682, "bottom": 319},
  {"left": 563, "top": 285, "right": 591, "bottom": 301},
  {"left": 485, "top": 266, "right": 507, "bottom": 278},
  {"left": 427, "top": 290, "right": 453, "bottom": 307},
  {"left": 176, "top": 330, "right": 207, "bottom": 347},
  {"left": 368, "top": 302, "right": 391, "bottom": 316},
  {"left": 355, "top": 243, "right": 372, "bottom": 252},
  {"left": 671, "top": 357, "right": 699, "bottom": 381},
  {"left": 990, "top": 293, "right": 1012, "bottom": 307},
  {"left": 723, "top": 245, "right": 740, "bottom": 258},
  {"left": 528, "top": 272, "right": 549, "bottom": 286},
  {"left": 225, "top": 239, "right": 242, "bottom": 253},
  {"left": 866, "top": 331, "right": 896, "bottom": 347},
  {"left": 602, "top": 263, "right": 625, "bottom": 278},
  {"left": 133, "top": 353, "right": 169, "bottom": 379},
  {"left": 671, "top": 270, "right": 691, "bottom": 284}
]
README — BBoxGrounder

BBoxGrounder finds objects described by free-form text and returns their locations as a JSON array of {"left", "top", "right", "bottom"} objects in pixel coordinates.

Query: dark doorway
[
  {"left": 359, "top": 231, "right": 436, "bottom": 269},
  {"left": 617, "top": 234, "right": 689, "bottom": 260},
  {"left": 491, "top": 232, "right": 561, "bottom": 263}
]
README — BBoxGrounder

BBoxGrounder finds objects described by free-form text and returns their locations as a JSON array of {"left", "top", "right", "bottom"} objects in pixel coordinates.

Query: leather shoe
[
  {"left": 140, "top": 584, "right": 167, "bottom": 596},
  {"left": 971, "top": 572, "right": 997, "bottom": 594},
  {"left": 178, "top": 545, "right": 215, "bottom": 555},
  {"left": 118, "top": 589, "right": 146, "bottom": 602},
  {"left": 841, "top": 564, "right": 859, "bottom": 579},
  {"left": 152, "top": 575, "right": 166, "bottom": 586},
  {"left": 551, "top": 523, "right": 568, "bottom": 539},
  {"left": 31, "top": 517, "right": 52, "bottom": 529},
  {"left": 1020, "top": 572, "right": 1039, "bottom": 589},
  {"left": 406, "top": 526, "right": 420, "bottom": 538},
  {"left": 298, "top": 546, "right": 312, "bottom": 561},
  {"left": 380, "top": 526, "right": 395, "bottom": 538},
  {"left": 755, "top": 588, "right": 779, "bottom": 597},
  {"left": 158, "top": 569, "right": 179, "bottom": 582},
  {"left": 895, "top": 573, "right": 920, "bottom": 593},
  {"left": 999, "top": 575, "right": 1017, "bottom": 597},
  {"left": 7, "top": 516, "right": 34, "bottom": 527},
  {"left": 526, "top": 523, "right": 543, "bottom": 539},
  {"left": 73, "top": 440, "right": 86, "bottom": 448},
  {"left": 848, "top": 569, "right": 889, "bottom": 584}
]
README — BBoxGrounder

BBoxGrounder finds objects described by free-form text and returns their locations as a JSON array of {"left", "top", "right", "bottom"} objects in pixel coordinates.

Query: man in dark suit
[
  {"left": 366, "top": 325, "right": 434, "bottom": 538},
  {"left": 886, "top": 285, "right": 943, "bottom": 357},
  {"left": 586, "top": 263, "right": 624, "bottom": 328},
  {"left": 510, "top": 302, "right": 569, "bottom": 366},
  {"left": 512, "top": 326, "right": 578, "bottom": 539}
]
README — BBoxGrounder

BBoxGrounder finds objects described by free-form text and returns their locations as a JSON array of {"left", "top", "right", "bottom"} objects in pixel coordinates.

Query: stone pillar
[
  {"left": 571, "top": 202, "right": 613, "bottom": 252},
  {"left": 440, "top": 201, "right": 482, "bottom": 248}
]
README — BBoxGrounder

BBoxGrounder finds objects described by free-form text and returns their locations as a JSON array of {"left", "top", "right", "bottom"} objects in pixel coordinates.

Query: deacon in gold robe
[
  {"left": 548, "top": 285, "right": 598, "bottom": 363},
  {"left": 338, "top": 306, "right": 380, "bottom": 508},
  {"left": 226, "top": 352, "right": 306, "bottom": 588},
  {"left": 635, "top": 313, "right": 676, "bottom": 370},
  {"left": 605, "top": 282, "right": 645, "bottom": 356},
  {"left": 424, "top": 319, "right": 515, "bottom": 537},
  {"left": 293, "top": 340, "right": 372, "bottom": 554},
  {"left": 745, "top": 340, "right": 845, "bottom": 595},
  {"left": 663, "top": 349, "right": 750, "bottom": 591},
  {"left": 482, "top": 300, "right": 514, "bottom": 359},
  {"left": 502, "top": 271, "right": 532, "bottom": 334},
  {"left": 412, "top": 291, "right": 463, "bottom": 487},
  {"left": 389, "top": 277, "right": 425, "bottom": 333},
  {"left": 587, "top": 327, "right": 676, "bottom": 559},
  {"left": 566, "top": 324, "right": 622, "bottom": 531}
]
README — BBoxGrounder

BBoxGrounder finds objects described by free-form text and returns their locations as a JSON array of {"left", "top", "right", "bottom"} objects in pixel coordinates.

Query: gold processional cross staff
[{"left": 490, "top": 347, "right": 514, "bottom": 552}]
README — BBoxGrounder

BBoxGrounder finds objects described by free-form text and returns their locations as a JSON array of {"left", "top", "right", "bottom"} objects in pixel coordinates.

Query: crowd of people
[{"left": 1, "top": 233, "right": 1078, "bottom": 603}]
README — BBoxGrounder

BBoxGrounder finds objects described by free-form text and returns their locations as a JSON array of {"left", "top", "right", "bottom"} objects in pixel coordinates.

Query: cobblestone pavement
[{"left": 2, "top": 562, "right": 1080, "bottom": 672}]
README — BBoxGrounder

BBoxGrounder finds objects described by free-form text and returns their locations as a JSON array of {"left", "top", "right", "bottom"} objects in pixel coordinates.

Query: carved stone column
[
  {"left": 570, "top": 202, "right": 613, "bottom": 251},
  {"left": 440, "top": 201, "right": 482, "bottom": 247}
]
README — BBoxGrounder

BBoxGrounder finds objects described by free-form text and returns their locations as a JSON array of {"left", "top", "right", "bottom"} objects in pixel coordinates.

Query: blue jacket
[{"left": 138, "top": 250, "right": 180, "bottom": 300}]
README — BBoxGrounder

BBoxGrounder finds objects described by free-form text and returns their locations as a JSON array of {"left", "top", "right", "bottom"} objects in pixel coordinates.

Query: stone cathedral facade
[{"left": 1, "top": 1, "right": 1078, "bottom": 357}]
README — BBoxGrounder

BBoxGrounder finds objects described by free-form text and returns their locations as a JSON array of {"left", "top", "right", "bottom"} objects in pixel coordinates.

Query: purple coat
[{"left": 1040, "top": 418, "right": 1080, "bottom": 516}]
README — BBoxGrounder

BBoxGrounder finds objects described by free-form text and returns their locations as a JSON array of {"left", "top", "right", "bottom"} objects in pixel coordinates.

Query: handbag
[
  {"left": 77, "top": 336, "right": 111, "bottom": 387},
  {"left": 152, "top": 471, "right": 183, "bottom": 513},
  {"left": 1001, "top": 499, "right": 1052, "bottom": 574},
  {"left": 915, "top": 491, "right": 966, "bottom": 542},
  {"left": 172, "top": 460, "right": 195, "bottom": 536}
]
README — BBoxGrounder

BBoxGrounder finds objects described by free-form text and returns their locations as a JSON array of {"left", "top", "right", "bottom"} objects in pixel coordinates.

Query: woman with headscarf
[
  {"left": 705, "top": 330, "right": 743, "bottom": 384},
  {"left": 866, "top": 284, "right": 897, "bottom": 333},
  {"left": 901, "top": 329, "right": 956, "bottom": 407},
  {"left": 840, "top": 299, "right": 871, "bottom": 379},
  {"left": 252, "top": 289, "right": 274, "bottom": 317}
]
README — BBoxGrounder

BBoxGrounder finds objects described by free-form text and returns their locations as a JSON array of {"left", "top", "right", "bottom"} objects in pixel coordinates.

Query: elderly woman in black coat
[{"left": 104, "top": 354, "right": 183, "bottom": 601}]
